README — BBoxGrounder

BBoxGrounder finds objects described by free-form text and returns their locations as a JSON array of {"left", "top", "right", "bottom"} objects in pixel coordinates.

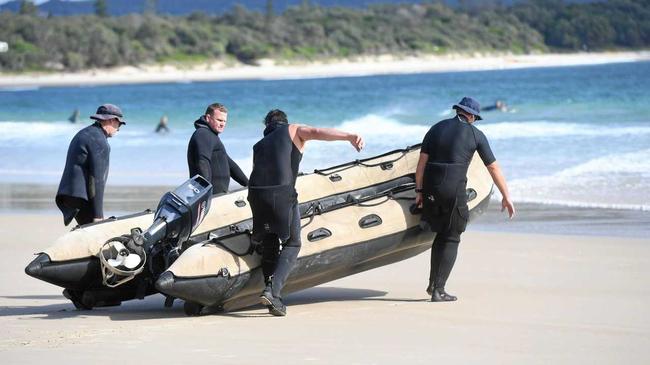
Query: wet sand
[
  {"left": 1, "top": 213, "right": 648, "bottom": 364},
  {"left": 2, "top": 182, "right": 648, "bottom": 238}
]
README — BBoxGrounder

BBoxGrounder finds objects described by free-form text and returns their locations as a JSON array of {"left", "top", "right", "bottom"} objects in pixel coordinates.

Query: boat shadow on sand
[{"left": 0, "top": 287, "right": 427, "bottom": 321}]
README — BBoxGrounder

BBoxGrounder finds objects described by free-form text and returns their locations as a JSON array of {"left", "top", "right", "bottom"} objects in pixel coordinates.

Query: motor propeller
[
  {"left": 98, "top": 175, "right": 213, "bottom": 288},
  {"left": 106, "top": 241, "right": 142, "bottom": 270}
]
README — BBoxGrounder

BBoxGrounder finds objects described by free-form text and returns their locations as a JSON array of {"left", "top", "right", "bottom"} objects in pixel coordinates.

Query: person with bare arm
[{"left": 248, "top": 109, "right": 364, "bottom": 316}]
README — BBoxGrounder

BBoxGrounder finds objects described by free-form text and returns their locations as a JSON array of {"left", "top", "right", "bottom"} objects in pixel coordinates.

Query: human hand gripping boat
[{"left": 25, "top": 144, "right": 493, "bottom": 315}]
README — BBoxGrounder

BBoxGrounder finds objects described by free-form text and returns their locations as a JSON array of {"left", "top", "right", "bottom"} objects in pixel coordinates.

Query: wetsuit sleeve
[
  {"left": 228, "top": 156, "right": 249, "bottom": 187},
  {"left": 86, "top": 141, "right": 109, "bottom": 218},
  {"left": 475, "top": 129, "right": 496, "bottom": 166},
  {"left": 189, "top": 132, "right": 213, "bottom": 182},
  {"left": 420, "top": 127, "right": 435, "bottom": 155}
]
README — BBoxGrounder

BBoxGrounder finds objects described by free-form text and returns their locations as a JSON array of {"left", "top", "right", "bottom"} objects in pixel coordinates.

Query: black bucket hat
[
  {"left": 90, "top": 104, "right": 126, "bottom": 125},
  {"left": 453, "top": 97, "right": 482, "bottom": 121}
]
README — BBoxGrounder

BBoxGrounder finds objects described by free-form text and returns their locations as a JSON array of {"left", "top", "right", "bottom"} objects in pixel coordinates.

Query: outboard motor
[{"left": 99, "top": 175, "right": 212, "bottom": 287}]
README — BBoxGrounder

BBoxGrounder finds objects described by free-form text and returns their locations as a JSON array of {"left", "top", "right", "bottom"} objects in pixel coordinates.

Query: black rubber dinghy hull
[
  {"left": 25, "top": 145, "right": 493, "bottom": 310},
  {"left": 156, "top": 191, "right": 491, "bottom": 313}
]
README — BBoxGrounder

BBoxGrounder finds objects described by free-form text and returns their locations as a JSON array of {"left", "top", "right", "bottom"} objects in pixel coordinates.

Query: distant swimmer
[
  {"left": 68, "top": 109, "right": 80, "bottom": 123},
  {"left": 56, "top": 104, "right": 126, "bottom": 226},
  {"left": 249, "top": 109, "right": 364, "bottom": 316},
  {"left": 415, "top": 97, "right": 515, "bottom": 302},
  {"left": 187, "top": 103, "right": 248, "bottom": 195},
  {"left": 483, "top": 100, "right": 508, "bottom": 112},
  {"left": 155, "top": 114, "right": 170, "bottom": 133}
]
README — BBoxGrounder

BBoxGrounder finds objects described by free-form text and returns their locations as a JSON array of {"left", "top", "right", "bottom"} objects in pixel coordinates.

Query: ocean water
[{"left": 1, "top": 61, "right": 649, "bottom": 212}]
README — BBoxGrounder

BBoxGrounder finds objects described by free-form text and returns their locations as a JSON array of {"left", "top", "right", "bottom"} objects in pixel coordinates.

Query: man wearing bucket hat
[
  {"left": 415, "top": 96, "right": 515, "bottom": 302},
  {"left": 55, "top": 104, "right": 126, "bottom": 226}
]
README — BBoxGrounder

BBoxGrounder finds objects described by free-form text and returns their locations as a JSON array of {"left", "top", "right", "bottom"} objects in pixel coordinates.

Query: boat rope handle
[
  {"left": 203, "top": 231, "right": 259, "bottom": 257},
  {"left": 313, "top": 146, "right": 412, "bottom": 176}
]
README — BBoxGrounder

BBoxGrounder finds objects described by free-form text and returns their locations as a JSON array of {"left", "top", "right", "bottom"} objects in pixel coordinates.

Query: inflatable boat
[{"left": 25, "top": 145, "right": 493, "bottom": 313}]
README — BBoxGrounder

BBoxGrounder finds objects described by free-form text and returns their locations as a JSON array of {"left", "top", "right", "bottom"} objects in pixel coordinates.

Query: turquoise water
[{"left": 1, "top": 61, "right": 649, "bottom": 210}]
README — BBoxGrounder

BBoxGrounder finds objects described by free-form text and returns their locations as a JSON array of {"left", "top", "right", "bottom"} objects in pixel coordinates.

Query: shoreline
[
  {"left": 2, "top": 183, "right": 649, "bottom": 238},
  {"left": 1, "top": 51, "right": 650, "bottom": 88}
]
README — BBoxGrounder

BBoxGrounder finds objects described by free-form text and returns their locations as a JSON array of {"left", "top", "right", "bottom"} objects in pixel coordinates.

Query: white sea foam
[
  {"left": 335, "top": 116, "right": 650, "bottom": 142},
  {"left": 0, "top": 86, "right": 40, "bottom": 92},
  {"left": 0, "top": 168, "right": 62, "bottom": 176},
  {"left": 481, "top": 121, "right": 650, "bottom": 140},
  {"left": 555, "top": 149, "right": 650, "bottom": 177},
  {"left": 0, "top": 121, "right": 196, "bottom": 147},
  {"left": 0, "top": 121, "right": 82, "bottom": 144},
  {"left": 437, "top": 109, "right": 453, "bottom": 117},
  {"left": 3, "top": 118, "right": 649, "bottom": 146},
  {"left": 337, "top": 114, "right": 429, "bottom": 140},
  {"left": 496, "top": 196, "right": 650, "bottom": 211},
  {"left": 508, "top": 149, "right": 650, "bottom": 211}
]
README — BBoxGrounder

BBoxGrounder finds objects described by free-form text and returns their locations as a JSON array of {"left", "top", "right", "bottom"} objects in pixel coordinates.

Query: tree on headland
[
  {"left": 19, "top": 0, "right": 37, "bottom": 16},
  {"left": 265, "top": 0, "right": 274, "bottom": 36},
  {"left": 144, "top": 0, "right": 158, "bottom": 16},
  {"left": 94, "top": 0, "right": 108, "bottom": 17},
  {"left": 266, "top": 0, "right": 274, "bottom": 19}
]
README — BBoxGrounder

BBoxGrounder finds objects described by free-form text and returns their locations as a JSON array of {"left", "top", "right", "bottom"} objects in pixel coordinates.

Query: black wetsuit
[
  {"left": 56, "top": 123, "right": 110, "bottom": 226},
  {"left": 187, "top": 116, "right": 248, "bottom": 195},
  {"left": 247, "top": 123, "right": 303, "bottom": 298},
  {"left": 421, "top": 115, "right": 495, "bottom": 290}
]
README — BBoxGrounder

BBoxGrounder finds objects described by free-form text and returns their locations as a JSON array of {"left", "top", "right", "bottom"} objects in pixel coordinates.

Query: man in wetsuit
[
  {"left": 248, "top": 109, "right": 364, "bottom": 316},
  {"left": 187, "top": 103, "right": 248, "bottom": 195},
  {"left": 56, "top": 104, "right": 125, "bottom": 226},
  {"left": 415, "top": 97, "right": 515, "bottom": 302}
]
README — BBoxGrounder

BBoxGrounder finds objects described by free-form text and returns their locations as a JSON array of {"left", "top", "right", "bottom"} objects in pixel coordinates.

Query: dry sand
[
  {"left": 2, "top": 51, "right": 650, "bottom": 88},
  {"left": 1, "top": 213, "right": 648, "bottom": 364}
]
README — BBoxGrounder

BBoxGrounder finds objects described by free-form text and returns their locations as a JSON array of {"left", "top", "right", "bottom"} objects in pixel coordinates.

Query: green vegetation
[
  {"left": 95, "top": 0, "right": 108, "bottom": 17},
  {"left": 0, "top": 0, "right": 648, "bottom": 72}
]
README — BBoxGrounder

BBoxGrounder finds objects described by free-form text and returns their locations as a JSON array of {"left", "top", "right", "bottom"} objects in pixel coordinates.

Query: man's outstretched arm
[{"left": 293, "top": 125, "right": 364, "bottom": 152}]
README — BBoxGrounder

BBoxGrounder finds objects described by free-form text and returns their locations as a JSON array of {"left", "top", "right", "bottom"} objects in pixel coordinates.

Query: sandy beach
[
  {"left": 1, "top": 48, "right": 649, "bottom": 364},
  {"left": 1, "top": 212, "right": 648, "bottom": 364},
  {"left": 1, "top": 51, "right": 650, "bottom": 88}
]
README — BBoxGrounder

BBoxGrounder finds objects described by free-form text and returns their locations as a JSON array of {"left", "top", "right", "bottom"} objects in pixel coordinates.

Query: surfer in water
[
  {"left": 248, "top": 109, "right": 364, "bottom": 316},
  {"left": 155, "top": 114, "right": 170, "bottom": 133},
  {"left": 483, "top": 100, "right": 508, "bottom": 112},
  {"left": 68, "top": 109, "right": 80, "bottom": 123},
  {"left": 415, "top": 97, "right": 515, "bottom": 302}
]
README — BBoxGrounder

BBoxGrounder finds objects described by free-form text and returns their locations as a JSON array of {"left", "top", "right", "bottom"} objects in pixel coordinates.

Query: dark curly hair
[{"left": 263, "top": 109, "right": 288, "bottom": 125}]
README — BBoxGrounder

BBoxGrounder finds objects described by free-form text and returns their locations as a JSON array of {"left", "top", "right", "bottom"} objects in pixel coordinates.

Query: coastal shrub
[
  {"left": 0, "top": 0, "right": 647, "bottom": 72},
  {"left": 225, "top": 30, "right": 269, "bottom": 64}
]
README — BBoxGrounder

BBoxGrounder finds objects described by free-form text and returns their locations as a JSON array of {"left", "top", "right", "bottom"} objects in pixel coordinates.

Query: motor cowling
[
  {"left": 144, "top": 174, "right": 213, "bottom": 250},
  {"left": 100, "top": 175, "right": 212, "bottom": 287}
]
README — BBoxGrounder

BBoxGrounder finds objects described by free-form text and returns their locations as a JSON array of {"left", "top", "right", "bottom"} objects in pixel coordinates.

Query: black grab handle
[
  {"left": 465, "top": 188, "right": 477, "bottom": 202},
  {"left": 380, "top": 162, "right": 393, "bottom": 170},
  {"left": 359, "top": 214, "right": 382, "bottom": 228},
  {"left": 329, "top": 174, "right": 342, "bottom": 182},
  {"left": 307, "top": 228, "right": 332, "bottom": 242}
]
